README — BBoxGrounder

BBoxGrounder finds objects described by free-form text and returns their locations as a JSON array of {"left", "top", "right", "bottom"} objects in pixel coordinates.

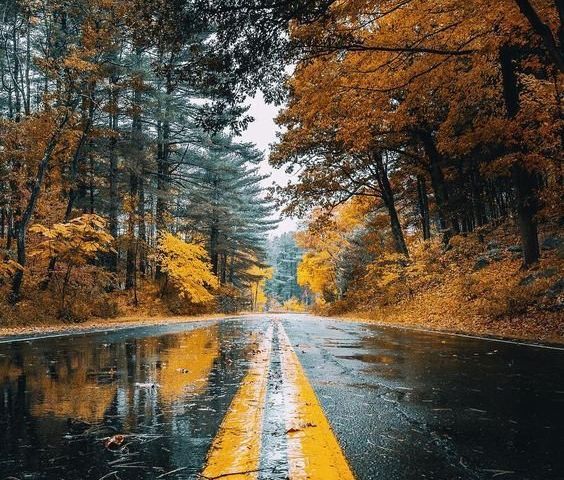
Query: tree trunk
[
  {"left": 210, "top": 224, "right": 219, "bottom": 276},
  {"left": 220, "top": 252, "right": 227, "bottom": 284},
  {"left": 125, "top": 173, "right": 138, "bottom": 290},
  {"left": 417, "top": 130, "right": 459, "bottom": 242},
  {"left": 12, "top": 18, "right": 21, "bottom": 123},
  {"left": 228, "top": 254, "right": 235, "bottom": 284},
  {"left": 373, "top": 151, "right": 409, "bottom": 256},
  {"left": 514, "top": 0, "right": 564, "bottom": 72},
  {"left": 132, "top": 57, "right": 146, "bottom": 278},
  {"left": 416, "top": 176, "right": 431, "bottom": 240},
  {"left": 155, "top": 74, "right": 173, "bottom": 279},
  {"left": 44, "top": 84, "right": 94, "bottom": 285},
  {"left": 512, "top": 164, "right": 540, "bottom": 266},
  {"left": 470, "top": 165, "right": 487, "bottom": 227},
  {"left": 500, "top": 45, "right": 540, "bottom": 266},
  {"left": 107, "top": 82, "right": 119, "bottom": 273},
  {"left": 138, "top": 177, "right": 147, "bottom": 277},
  {"left": 11, "top": 112, "right": 72, "bottom": 302},
  {"left": 0, "top": 209, "right": 5, "bottom": 239}
]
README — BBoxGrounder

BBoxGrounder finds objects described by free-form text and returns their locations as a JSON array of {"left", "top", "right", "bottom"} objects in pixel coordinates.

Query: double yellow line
[{"left": 201, "top": 323, "right": 355, "bottom": 480}]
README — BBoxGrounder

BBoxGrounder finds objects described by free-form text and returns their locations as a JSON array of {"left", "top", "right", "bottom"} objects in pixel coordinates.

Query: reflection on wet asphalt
[
  {"left": 0, "top": 319, "right": 264, "bottom": 479},
  {"left": 0, "top": 314, "right": 563, "bottom": 479}
]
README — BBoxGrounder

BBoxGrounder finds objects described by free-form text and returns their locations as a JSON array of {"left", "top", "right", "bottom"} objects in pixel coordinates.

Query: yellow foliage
[
  {"left": 30, "top": 214, "right": 114, "bottom": 265},
  {"left": 282, "top": 297, "right": 307, "bottom": 312},
  {"left": 156, "top": 232, "right": 218, "bottom": 303},
  {"left": 0, "top": 259, "right": 23, "bottom": 279},
  {"left": 297, "top": 251, "right": 335, "bottom": 300}
]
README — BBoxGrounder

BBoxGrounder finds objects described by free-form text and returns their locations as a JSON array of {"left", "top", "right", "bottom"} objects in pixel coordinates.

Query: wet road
[{"left": 0, "top": 314, "right": 563, "bottom": 479}]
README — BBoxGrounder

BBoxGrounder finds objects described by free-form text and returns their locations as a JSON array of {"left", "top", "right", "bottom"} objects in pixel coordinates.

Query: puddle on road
[
  {"left": 336, "top": 353, "right": 398, "bottom": 364},
  {"left": 0, "top": 321, "right": 260, "bottom": 479}
]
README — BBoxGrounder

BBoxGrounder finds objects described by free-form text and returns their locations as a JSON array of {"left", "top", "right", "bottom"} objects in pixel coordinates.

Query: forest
[{"left": 0, "top": 0, "right": 562, "bottom": 336}]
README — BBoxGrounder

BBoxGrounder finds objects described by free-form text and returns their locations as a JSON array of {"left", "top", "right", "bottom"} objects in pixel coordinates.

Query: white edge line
[{"left": 269, "top": 313, "right": 564, "bottom": 352}]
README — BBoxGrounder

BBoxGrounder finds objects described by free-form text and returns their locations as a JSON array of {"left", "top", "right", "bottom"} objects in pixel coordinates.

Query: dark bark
[
  {"left": 155, "top": 72, "right": 173, "bottom": 280},
  {"left": 558, "top": 0, "right": 564, "bottom": 50},
  {"left": 500, "top": 45, "right": 541, "bottom": 266},
  {"left": 138, "top": 176, "right": 147, "bottom": 277},
  {"left": 155, "top": 115, "right": 170, "bottom": 279},
  {"left": 132, "top": 61, "right": 146, "bottom": 278},
  {"left": 372, "top": 151, "right": 409, "bottom": 256},
  {"left": 24, "top": 15, "right": 30, "bottom": 116},
  {"left": 0, "top": 209, "right": 5, "bottom": 239},
  {"left": 515, "top": 0, "right": 564, "bottom": 72},
  {"left": 88, "top": 153, "right": 95, "bottom": 214},
  {"left": 11, "top": 112, "right": 72, "bottom": 302},
  {"left": 220, "top": 252, "right": 227, "bottom": 284},
  {"left": 210, "top": 224, "right": 219, "bottom": 276},
  {"left": 228, "top": 254, "right": 235, "bottom": 284},
  {"left": 44, "top": 85, "right": 95, "bottom": 286},
  {"left": 416, "top": 176, "right": 431, "bottom": 240},
  {"left": 12, "top": 19, "right": 21, "bottom": 122},
  {"left": 512, "top": 163, "right": 541, "bottom": 266},
  {"left": 417, "top": 130, "right": 458, "bottom": 242},
  {"left": 470, "top": 166, "right": 487, "bottom": 227},
  {"left": 107, "top": 82, "right": 119, "bottom": 273},
  {"left": 125, "top": 172, "right": 138, "bottom": 290}
]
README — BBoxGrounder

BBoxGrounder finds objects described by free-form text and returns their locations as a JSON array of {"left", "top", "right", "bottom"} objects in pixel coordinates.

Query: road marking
[
  {"left": 201, "top": 326, "right": 273, "bottom": 480},
  {"left": 277, "top": 323, "right": 356, "bottom": 480}
]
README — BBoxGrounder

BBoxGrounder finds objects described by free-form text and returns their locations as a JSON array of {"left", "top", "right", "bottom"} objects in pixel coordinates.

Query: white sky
[{"left": 238, "top": 91, "right": 298, "bottom": 236}]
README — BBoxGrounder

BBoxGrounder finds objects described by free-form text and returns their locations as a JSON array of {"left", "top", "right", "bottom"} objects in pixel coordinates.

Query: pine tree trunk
[
  {"left": 138, "top": 176, "right": 147, "bottom": 277},
  {"left": 132, "top": 58, "right": 146, "bottom": 278},
  {"left": 108, "top": 79, "right": 120, "bottom": 273},
  {"left": 210, "top": 224, "right": 219, "bottom": 277},
  {"left": 125, "top": 173, "right": 138, "bottom": 290},
  {"left": 155, "top": 72, "right": 173, "bottom": 263}
]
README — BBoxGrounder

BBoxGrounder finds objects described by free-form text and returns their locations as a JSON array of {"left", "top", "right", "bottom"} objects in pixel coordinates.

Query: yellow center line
[
  {"left": 278, "top": 323, "right": 356, "bottom": 480},
  {"left": 201, "top": 325, "right": 273, "bottom": 480}
]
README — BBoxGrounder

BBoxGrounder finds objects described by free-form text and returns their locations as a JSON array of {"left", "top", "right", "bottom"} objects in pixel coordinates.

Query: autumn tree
[
  {"left": 156, "top": 232, "right": 218, "bottom": 303},
  {"left": 30, "top": 215, "right": 114, "bottom": 316}
]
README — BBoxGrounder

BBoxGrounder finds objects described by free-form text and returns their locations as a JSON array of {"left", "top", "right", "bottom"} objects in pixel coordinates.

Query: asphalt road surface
[{"left": 0, "top": 314, "right": 563, "bottom": 479}]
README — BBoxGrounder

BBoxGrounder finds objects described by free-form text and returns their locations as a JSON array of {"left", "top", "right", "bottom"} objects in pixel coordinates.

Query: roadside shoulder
[
  {"left": 334, "top": 312, "right": 564, "bottom": 348},
  {"left": 0, "top": 313, "right": 249, "bottom": 341}
]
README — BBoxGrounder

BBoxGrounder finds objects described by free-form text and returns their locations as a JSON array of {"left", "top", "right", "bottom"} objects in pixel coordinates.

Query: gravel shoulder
[
  {"left": 337, "top": 311, "right": 564, "bottom": 347},
  {"left": 0, "top": 313, "right": 243, "bottom": 340}
]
